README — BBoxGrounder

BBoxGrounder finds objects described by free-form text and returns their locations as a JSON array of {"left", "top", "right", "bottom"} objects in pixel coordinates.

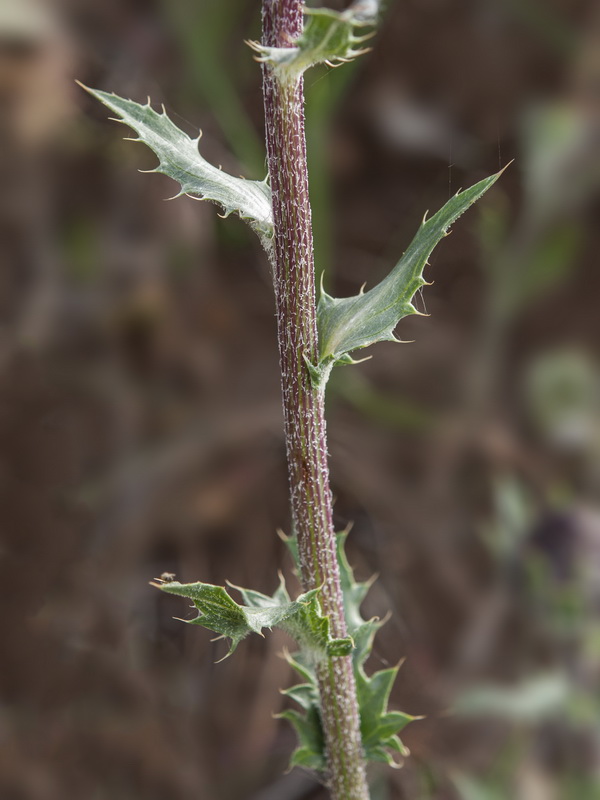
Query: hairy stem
[{"left": 261, "top": 1, "right": 370, "bottom": 797}]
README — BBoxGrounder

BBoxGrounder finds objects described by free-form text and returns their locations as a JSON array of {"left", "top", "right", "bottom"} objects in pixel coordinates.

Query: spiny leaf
[
  {"left": 356, "top": 665, "right": 416, "bottom": 763},
  {"left": 277, "top": 706, "right": 327, "bottom": 770},
  {"left": 336, "top": 529, "right": 376, "bottom": 636},
  {"left": 356, "top": 666, "right": 399, "bottom": 737},
  {"left": 282, "top": 647, "right": 316, "bottom": 685},
  {"left": 366, "top": 736, "right": 407, "bottom": 767},
  {"left": 282, "top": 532, "right": 416, "bottom": 771},
  {"left": 281, "top": 682, "right": 319, "bottom": 711},
  {"left": 289, "top": 746, "right": 325, "bottom": 771},
  {"left": 312, "top": 169, "right": 506, "bottom": 389},
  {"left": 281, "top": 589, "right": 354, "bottom": 659},
  {"left": 247, "top": 2, "right": 378, "bottom": 84},
  {"left": 278, "top": 708, "right": 326, "bottom": 771},
  {"left": 336, "top": 534, "right": 417, "bottom": 764},
  {"left": 351, "top": 617, "right": 383, "bottom": 668},
  {"left": 80, "top": 85, "right": 273, "bottom": 246},
  {"left": 372, "top": 710, "right": 414, "bottom": 742},
  {"left": 154, "top": 575, "right": 350, "bottom": 661},
  {"left": 335, "top": 530, "right": 384, "bottom": 667},
  {"left": 159, "top": 580, "right": 249, "bottom": 656},
  {"left": 232, "top": 573, "right": 290, "bottom": 609},
  {"left": 282, "top": 528, "right": 376, "bottom": 640}
]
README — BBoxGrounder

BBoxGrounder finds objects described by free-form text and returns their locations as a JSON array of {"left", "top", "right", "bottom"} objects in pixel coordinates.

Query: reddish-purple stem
[{"left": 261, "top": 2, "right": 370, "bottom": 798}]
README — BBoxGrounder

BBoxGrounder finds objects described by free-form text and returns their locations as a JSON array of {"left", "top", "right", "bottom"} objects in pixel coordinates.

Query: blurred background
[{"left": 1, "top": 0, "right": 599, "bottom": 798}]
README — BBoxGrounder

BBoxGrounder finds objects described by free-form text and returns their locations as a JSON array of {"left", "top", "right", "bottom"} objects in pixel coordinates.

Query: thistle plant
[{"left": 81, "top": 1, "right": 502, "bottom": 797}]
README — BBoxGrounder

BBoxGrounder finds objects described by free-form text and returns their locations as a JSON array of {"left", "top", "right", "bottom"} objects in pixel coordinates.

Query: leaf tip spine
[
  {"left": 214, "top": 652, "right": 232, "bottom": 665},
  {"left": 276, "top": 527, "right": 289, "bottom": 542},
  {"left": 364, "top": 572, "right": 379, "bottom": 590},
  {"left": 378, "top": 609, "right": 393, "bottom": 628}
]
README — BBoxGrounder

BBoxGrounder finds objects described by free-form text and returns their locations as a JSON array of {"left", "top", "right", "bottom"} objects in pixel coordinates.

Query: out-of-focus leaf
[
  {"left": 525, "top": 348, "right": 599, "bottom": 451},
  {"left": 0, "top": 0, "right": 55, "bottom": 40},
  {"left": 517, "top": 224, "right": 582, "bottom": 303},
  {"left": 521, "top": 103, "right": 600, "bottom": 223},
  {"left": 452, "top": 773, "right": 505, "bottom": 800},
  {"left": 453, "top": 673, "right": 570, "bottom": 722},
  {"left": 482, "top": 475, "right": 534, "bottom": 562}
]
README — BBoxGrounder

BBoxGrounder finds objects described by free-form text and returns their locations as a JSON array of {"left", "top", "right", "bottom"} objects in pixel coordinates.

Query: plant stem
[{"left": 261, "top": 2, "right": 370, "bottom": 798}]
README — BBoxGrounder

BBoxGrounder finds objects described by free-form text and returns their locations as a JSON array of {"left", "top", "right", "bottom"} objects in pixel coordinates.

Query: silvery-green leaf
[
  {"left": 80, "top": 85, "right": 273, "bottom": 245},
  {"left": 247, "top": 2, "right": 378, "bottom": 84},
  {"left": 313, "top": 169, "right": 505, "bottom": 389}
]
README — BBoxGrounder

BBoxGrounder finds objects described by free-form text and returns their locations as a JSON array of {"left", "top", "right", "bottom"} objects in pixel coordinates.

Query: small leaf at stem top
[{"left": 248, "top": 3, "right": 378, "bottom": 84}]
